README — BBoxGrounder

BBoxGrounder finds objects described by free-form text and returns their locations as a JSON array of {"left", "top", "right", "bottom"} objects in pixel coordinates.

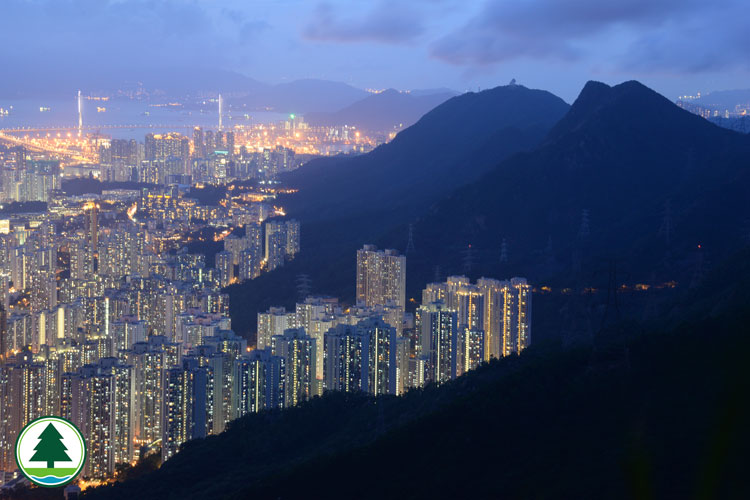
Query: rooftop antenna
[{"left": 77, "top": 90, "right": 83, "bottom": 137}]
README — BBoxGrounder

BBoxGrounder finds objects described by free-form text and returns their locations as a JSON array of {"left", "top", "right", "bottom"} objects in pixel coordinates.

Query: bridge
[
  {"left": 0, "top": 124, "right": 196, "bottom": 163},
  {"left": 0, "top": 124, "right": 195, "bottom": 134}
]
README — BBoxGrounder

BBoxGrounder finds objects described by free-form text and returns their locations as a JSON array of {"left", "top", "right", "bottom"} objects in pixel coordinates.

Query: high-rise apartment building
[
  {"left": 356, "top": 245, "right": 406, "bottom": 312},
  {"left": 270, "top": 328, "right": 316, "bottom": 407}
]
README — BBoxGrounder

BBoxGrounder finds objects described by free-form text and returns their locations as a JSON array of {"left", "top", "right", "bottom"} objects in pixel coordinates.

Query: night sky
[{"left": 2, "top": 0, "right": 749, "bottom": 101}]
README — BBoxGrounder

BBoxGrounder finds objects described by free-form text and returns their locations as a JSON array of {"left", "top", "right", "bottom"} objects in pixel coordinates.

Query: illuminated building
[
  {"left": 145, "top": 133, "right": 190, "bottom": 163},
  {"left": 476, "top": 278, "right": 505, "bottom": 360},
  {"left": 415, "top": 301, "right": 457, "bottom": 384},
  {"left": 0, "top": 350, "right": 47, "bottom": 471},
  {"left": 233, "top": 349, "right": 285, "bottom": 417},
  {"left": 264, "top": 219, "right": 300, "bottom": 271},
  {"left": 65, "top": 364, "right": 115, "bottom": 478},
  {"left": 162, "top": 358, "right": 211, "bottom": 463},
  {"left": 88, "top": 202, "right": 99, "bottom": 252},
  {"left": 270, "top": 328, "right": 316, "bottom": 407},
  {"left": 324, "top": 323, "right": 364, "bottom": 394},
  {"left": 193, "top": 127, "right": 206, "bottom": 158},
  {"left": 215, "top": 250, "right": 234, "bottom": 288},
  {"left": 122, "top": 338, "right": 177, "bottom": 448},
  {"left": 99, "top": 357, "right": 134, "bottom": 466},
  {"left": 256, "top": 306, "right": 296, "bottom": 350},
  {"left": 324, "top": 317, "right": 396, "bottom": 395},
  {"left": 296, "top": 297, "right": 339, "bottom": 382},
  {"left": 422, "top": 276, "right": 532, "bottom": 361},
  {"left": 239, "top": 246, "right": 261, "bottom": 281},
  {"left": 507, "top": 278, "right": 532, "bottom": 355},
  {"left": 356, "top": 245, "right": 406, "bottom": 312}
]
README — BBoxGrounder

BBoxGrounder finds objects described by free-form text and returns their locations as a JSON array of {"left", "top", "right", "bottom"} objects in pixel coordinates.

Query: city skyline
[{"left": 0, "top": 2, "right": 748, "bottom": 497}]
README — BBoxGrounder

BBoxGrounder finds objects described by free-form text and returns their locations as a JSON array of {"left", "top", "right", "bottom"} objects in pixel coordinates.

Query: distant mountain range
[
  {"left": 304, "top": 88, "right": 458, "bottom": 131},
  {"left": 0, "top": 68, "right": 368, "bottom": 114},
  {"left": 691, "top": 88, "right": 750, "bottom": 109},
  {"left": 228, "top": 79, "right": 370, "bottom": 114}
]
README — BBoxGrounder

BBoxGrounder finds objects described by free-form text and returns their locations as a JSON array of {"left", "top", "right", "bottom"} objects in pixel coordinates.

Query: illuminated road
[
  {"left": 0, "top": 124, "right": 194, "bottom": 134},
  {"left": 0, "top": 130, "right": 96, "bottom": 163}
]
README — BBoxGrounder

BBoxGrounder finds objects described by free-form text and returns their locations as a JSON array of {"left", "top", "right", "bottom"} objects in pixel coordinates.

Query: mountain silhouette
[{"left": 304, "top": 88, "right": 457, "bottom": 132}]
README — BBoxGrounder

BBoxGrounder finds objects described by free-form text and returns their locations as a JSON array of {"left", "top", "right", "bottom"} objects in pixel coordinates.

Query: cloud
[
  {"left": 429, "top": 0, "right": 748, "bottom": 74},
  {"left": 0, "top": 0, "right": 267, "bottom": 73},
  {"left": 303, "top": 1, "right": 424, "bottom": 44}
]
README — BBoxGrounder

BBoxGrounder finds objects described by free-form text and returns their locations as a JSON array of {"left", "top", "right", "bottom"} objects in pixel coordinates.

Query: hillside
[
  {"left": 304, "top": 88, "right": 457, "bottom": 131},
  {"left": 226, "top": 84, "right": 570, "bottom": 338},
  {"left": 73, "top": 247, "right": 750, "bottom": 500},
  {"left": 375, "top": 80, "right": 750, "bottom": 299},
  {"left": 283, "top": 83, "right": 570, "bottom": 221}
]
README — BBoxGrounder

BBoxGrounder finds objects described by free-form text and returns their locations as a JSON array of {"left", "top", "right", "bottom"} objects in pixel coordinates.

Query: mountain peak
[{"left": 548, "top": 79, "right": 713, "bottom": 141}]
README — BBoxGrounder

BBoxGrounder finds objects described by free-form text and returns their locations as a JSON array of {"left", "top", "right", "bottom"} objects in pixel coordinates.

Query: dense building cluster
[
  {"left": 0, "top": 131, "right": 528, "bottom": 486},
  {"left": 95, "top": 129, "right": 301, "bottom": 186},
  {"left": 254, "top": 245, "right": 531, "bottom": 414},
  {"left": 0, "top": 177, "right": 300, "bottom": 481}
]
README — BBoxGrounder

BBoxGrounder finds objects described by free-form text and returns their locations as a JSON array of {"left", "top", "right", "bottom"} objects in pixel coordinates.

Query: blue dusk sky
[{"left": 1, "top": 0, "right": 749, "bottom": 101}]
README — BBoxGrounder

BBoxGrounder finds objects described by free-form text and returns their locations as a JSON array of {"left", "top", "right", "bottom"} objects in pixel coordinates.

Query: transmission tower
[
  {"left": 295, "top": 274, "right": 312, "bottom": 301},
  {"left": 689, "top": 246, "right": 705, "bottom": 289},
  {"left": 596, "top": 260, "right": 627, "bottom": 335},
  {"left": 461, "top": 244, "right": 476, "bottom": 275},
  {"left": 658, "top": 199, "right": 673, "bottom": 246},
  {"left": 405, "top": 224, "right": 416, "bottom": 255},
  {"left": 433, "top": 265, "right": 443, "bottom": 283},
  {"left": 578, "top": 209, "right": 590, "bottom": 240},
  {"left": 499, "top": 238, "right": 508, "bottom": 263},
  {"left": 544, "top": 235, "right": 555, "bottom": 267}
]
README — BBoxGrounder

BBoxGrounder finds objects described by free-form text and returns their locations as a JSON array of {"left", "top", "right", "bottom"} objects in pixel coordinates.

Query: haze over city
[{"left": 2, "top": 0, "right": 750, "bottom": 100}]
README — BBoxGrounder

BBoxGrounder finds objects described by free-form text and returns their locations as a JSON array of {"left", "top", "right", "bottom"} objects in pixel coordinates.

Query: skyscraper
[
  {"left": 271, "top": 328, "right": 316, "bottom": 407},
  {"left": 356, "top": 245, "right": 406, "bottom": 312},
  {"left": 507, "top": 278, "right": 532, "bottom": 355},
  {"left": 233, "top": 349, "right": 285, "bottom": 417},
  {"left": 415, "top": 301, "right": 457, "bottom": 385}
]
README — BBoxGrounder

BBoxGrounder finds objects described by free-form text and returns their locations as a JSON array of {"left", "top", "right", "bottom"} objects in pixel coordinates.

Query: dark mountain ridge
[
  {"left": 386, "top": 81, "right": 750, "bottom": 296},
  {"left": 226, "top": 85, "right": 571, "bottom": 337},
  {"left": 282, "top": 84, "right": 571, "bottom": 222},
  {"left": 304, "top": 88, "right": 457, "bottom": 131}
]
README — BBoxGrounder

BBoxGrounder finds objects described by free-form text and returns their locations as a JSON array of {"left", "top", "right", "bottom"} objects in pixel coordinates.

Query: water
[
  {"left": 0, "top": 97, "right": 287, "bottom": 140},
  {"left": 30, "top": 474, "right": 73, "bottom": 485}
]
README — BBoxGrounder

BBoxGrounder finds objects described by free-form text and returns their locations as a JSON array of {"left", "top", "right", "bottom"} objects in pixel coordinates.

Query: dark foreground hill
[{"left": 66, "top": 247, "right": 750, "bottom": 500}]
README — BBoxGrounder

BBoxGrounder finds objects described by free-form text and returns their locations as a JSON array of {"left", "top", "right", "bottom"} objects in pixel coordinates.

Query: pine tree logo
[
  {"left": 15, "top": 417, "right": 87, "bottom": 488},
  {"left": 31, "top": 423, "right": 72, "bottom": 468}
]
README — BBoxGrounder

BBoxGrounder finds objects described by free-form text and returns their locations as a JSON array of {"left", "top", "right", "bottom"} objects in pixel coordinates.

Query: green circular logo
[{"left": 14, "top": 416, "right": 87, "bottom": 488}]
